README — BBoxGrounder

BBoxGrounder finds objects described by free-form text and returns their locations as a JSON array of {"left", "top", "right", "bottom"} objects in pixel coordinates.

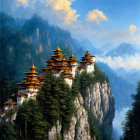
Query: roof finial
[
  {"left": 31, "top": 59, "right": 35, "bottom": 68},
  {"left": 57, "top": 44, "right": 61, "bottom": 51},
  {"left": 31, "top": 64, "right": 36, "bottom": 69}
]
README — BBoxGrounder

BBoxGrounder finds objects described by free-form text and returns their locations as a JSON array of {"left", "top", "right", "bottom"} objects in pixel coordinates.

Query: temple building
[
  {"left": 42, "top": 46, "right": 74, "bottom": 87},
  {"left": 0, "top": 45, "right": 95, "bottom": 119},
  {"left": 79, "top": 50, "right": 95, "bottom": 73},
  {"left": 17, "top": 64, "right": 40, "bottom": 105},
  {"left": 42, "top": 45, "right": 95, "bottom": 86}
]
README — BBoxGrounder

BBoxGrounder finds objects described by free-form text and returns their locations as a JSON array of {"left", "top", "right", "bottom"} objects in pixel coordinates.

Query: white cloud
[
  {"left": 46, "top": 0, "right": 80, "bottom": 24},
  {"left": 17, "top": 0, "right": 27, "bottom": 4},
  {"left": 95, "top": 25, "right": 140, "bottom": 45},
  {"left": 129, "top": 25, "right": 137, "bottom": 33},
  {"left": 8, "top": 1, "right": 140, "bottom": 46},
  {"left": 97, "top": 54, "right": 140, "bottom": 70},
  {"left": 86, "top": 9, "right": 108, "bottom": 24}
]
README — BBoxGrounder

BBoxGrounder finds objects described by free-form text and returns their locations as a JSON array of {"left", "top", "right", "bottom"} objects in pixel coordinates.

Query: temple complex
[{"left": 0, "top": 45, "right": 95, "bottom": 119}]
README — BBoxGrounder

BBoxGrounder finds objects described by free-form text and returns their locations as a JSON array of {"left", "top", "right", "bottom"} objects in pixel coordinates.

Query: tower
[
  {"left": 17, "top": 64, "right": 40, "bottom": 105},
  {"left": 69, "top": 54, "right": 78, "bottom": 77},
  {"left": 79, "top": 51, "right": 95, "bottom": 73},
  {"left": 43, "top": 45, "right": 74, "bottom": 87}
]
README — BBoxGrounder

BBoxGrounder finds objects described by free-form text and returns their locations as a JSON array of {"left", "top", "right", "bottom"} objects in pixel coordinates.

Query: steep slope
[
  {"left": 97, "top": 62, "right": 136, "bottom": 110},
  {"left": 22, "top": 14, "right": 85, "bottom": 59},
  {"left": 47, "top": 70, "right": 115, "bottom": 140},
  {"left": 49, "top": 82, "right": 115, "bottom": 140}
]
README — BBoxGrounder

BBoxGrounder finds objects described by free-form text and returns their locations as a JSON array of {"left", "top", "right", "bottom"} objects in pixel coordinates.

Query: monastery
[{"left": 0, "top": 45, "right": 95, "bottom": 119}]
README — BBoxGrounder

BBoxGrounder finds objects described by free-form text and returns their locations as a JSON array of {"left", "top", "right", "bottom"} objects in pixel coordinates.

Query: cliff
[{"left": 48, "top": 81, "right": 115, "bottom": 140}]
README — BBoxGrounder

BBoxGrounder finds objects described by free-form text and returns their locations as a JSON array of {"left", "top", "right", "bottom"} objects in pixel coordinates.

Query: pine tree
[
  {"left": 37, "top": 72, "right": 59, "bottom": 128},
  {"left": 122, "top": 81, "right": 140, "bottom": 140},
  {"left": 0, "top": 121, "right": 17, "bottom": 140},
  {"left": 71, "top": 76, "right": 80, "bottom": 98},
  {"left": 16, "top": 99, "right": 48, "bottom": 140},
  {"left": 37, "top": 72, "right": 76, "bottom": 131}
]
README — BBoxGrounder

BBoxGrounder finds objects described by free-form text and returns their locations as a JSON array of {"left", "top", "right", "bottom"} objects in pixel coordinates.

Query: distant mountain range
[
  {"left": 115, "top": 68, "right": 140, "bottom": 85},
  {"left": 106, "top": 43, "right": 136, "bottom": 57}
]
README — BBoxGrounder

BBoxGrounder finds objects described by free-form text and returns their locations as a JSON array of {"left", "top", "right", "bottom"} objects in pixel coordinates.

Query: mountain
[
  {"left": 115, "top": 68, "right": 140, "bottom": 85},
  {"left": 80, "top": 39, "right": 102, "bottom": 55},
  {"left": 106, "top": 43, "right": 136, "bottom": 57},
  {"left": 97, "top": 62, "right": 136, "bottom": 110}
]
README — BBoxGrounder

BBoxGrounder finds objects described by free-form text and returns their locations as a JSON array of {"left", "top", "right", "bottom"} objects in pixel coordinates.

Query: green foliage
[
  {"left": 3, "top": 108, "right": 17, "bottom": 121},
  {"left": 56, "top": 133, "right": 62, "bottom": 140},
  {"left": 122, "top": 81, "right": 140, "bottom": 140},
  {"left": 16, "top": 99, "right": 48, "bottom": 140},
  {"left": 88, "top": 111, "right": 101, "bottom": 140},
  {"left": 93, "top": 64, "right": 109, "bottom": 84},
  {"left": 87, "top": 108, "right": 113, "bottom": 140},
  {"left": 78, "top": 71, "right": 93, "bottom": 98},
  {"left": 77, "top": 65, "right": 109, "bottom": 99},
  {"left": 37, "top": 72, "right": 76, "bottom": 131},
  {"left": 71, "top": 76, "right": 80, "bottom": 98},
  {"left": 76, "top": 67, "right": 112, "bottom": 140},
  {"left": 0, "top": 121, "right": 17, "bottom": 140}
]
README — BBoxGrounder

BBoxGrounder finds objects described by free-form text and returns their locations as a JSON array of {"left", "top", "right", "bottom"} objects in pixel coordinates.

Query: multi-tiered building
[
  {"left": 43, "top": 46, "right": 95, "bottom": 86},
  {"left": 17, "top": 64, "right": 40, "bottom": 105},
  {"left": 0, "top": 45, "right": 95, "bottom": 119}
]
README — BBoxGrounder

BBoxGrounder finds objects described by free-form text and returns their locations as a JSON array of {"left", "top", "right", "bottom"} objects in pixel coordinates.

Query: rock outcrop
[
  {"left": 48, "top": 81, "right": 115, "bottom": 140},
  {"left": 85, "top": 82, "right": 115, "bottom": 135},
  {"left": 48, "top": 94, "right": 91, "bottom": 140}
]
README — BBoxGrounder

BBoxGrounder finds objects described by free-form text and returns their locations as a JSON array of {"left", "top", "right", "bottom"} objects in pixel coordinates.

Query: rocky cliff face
[
  {"left": 48, "top": 81, "right": 115, "bottom": 140},
  {"left": 85, "top": 82, "right": 115, "bottom": 135}
]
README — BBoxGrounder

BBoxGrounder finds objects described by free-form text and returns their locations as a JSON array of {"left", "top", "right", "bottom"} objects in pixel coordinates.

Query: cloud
[
  {"left": 128, "top": 25, "right": 137, "bottom": 36},
  {"left": 97, "top": 54, "right": 140, "bottom": 70},
  {"left": 129, "top": 25, "right": 137, "bottom": 33},
  {"left": 113, "top": 108, "right": 129, "bottom": 137},
  {"left": 46, "top": 0, "right": 80, "bottom": 24},
  {"left": 86, "top": 9, "right": 108, "bottom": 24},
  {"left": 4, "top": 0, "right": 140, "bottom": 47},
  {"left": 17, "top": 0, "right": 27, "bottom": 4}
]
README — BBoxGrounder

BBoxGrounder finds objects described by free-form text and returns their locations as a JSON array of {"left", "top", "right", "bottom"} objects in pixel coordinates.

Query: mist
[{"left": 113, "top": 108, "right": 130, "bottom": 140}]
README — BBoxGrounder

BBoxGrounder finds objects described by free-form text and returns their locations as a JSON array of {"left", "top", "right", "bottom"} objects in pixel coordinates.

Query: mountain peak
[{"left": 106, "top": 43, "right": 136, "bottom": 57}]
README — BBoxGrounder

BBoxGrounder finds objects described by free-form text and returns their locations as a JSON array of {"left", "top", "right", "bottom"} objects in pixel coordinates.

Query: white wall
[
  {"left": 17, "top": 97, "right": 25, "bottom": 105},
  {"left": 71, "top": 63, "right": 78, "bottom": 77},
  {"left": 86, "top": 64, "right": 94, "bottom": 73}
]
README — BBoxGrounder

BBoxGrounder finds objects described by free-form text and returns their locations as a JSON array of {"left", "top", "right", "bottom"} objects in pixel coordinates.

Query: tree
[
  {"left": 122, "top": 81, "right": 140, "bottom": 140},
  {"left": 37, "top": 72, "right": 76, "bottom": 131},
  {"left": 16, "top": 99, "right": 48, "bottom": 140},
  {"left": 0, "top": 121, "right": 17, "bottom": 140}
]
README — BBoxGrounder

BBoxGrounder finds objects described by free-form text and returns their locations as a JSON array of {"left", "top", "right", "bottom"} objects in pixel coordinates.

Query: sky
[{"left": 0, "top": 0, "right": 140, "bottom": 47}]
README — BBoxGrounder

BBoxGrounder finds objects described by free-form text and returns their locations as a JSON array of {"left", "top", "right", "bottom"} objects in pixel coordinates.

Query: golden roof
[
  {"left": 69, "top": 53, "right": 75, "bottom": 58},
  {"left": 30, "top": 64, "right": 36, "bottom": 69},
  {"left": 56, "top": 45, "right": 61, "bottom": 51},
  {"left": 53, "top": 45, "right": 63, "bottom": 52}
]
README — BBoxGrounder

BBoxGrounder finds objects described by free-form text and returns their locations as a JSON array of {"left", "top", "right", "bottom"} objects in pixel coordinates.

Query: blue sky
[
  {"left": 0, "top": 0, "right": 140, "bottom": 47},
  {"left": 72, "top": 0, "right": 140, "bottom": 29}
]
